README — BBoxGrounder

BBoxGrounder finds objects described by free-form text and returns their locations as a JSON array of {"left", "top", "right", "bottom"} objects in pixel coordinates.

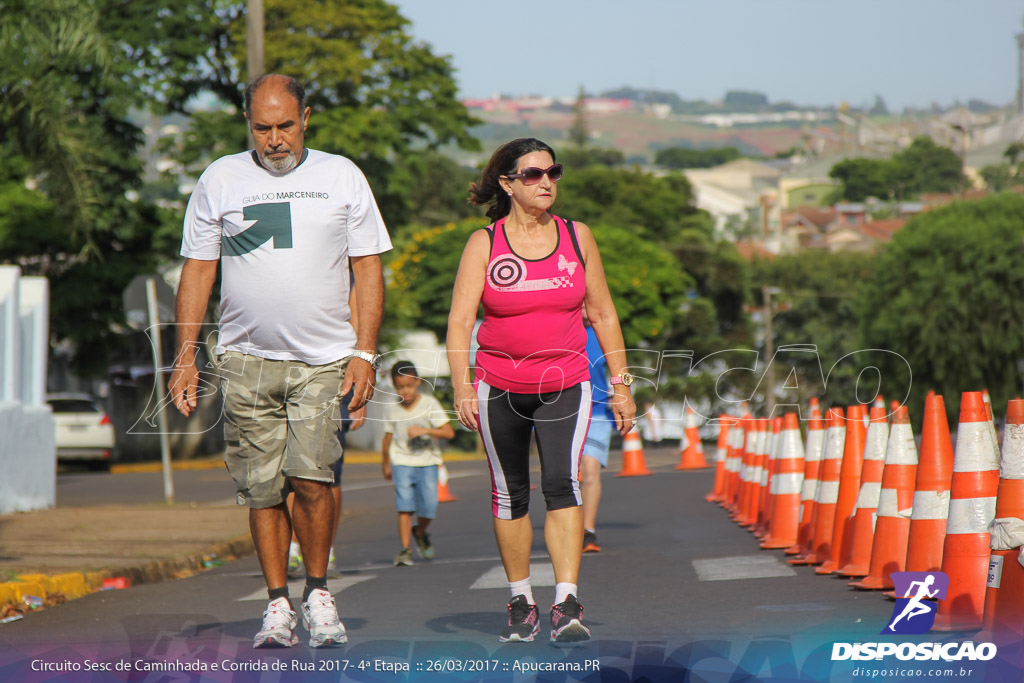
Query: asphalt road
[{"left": 3, "top": 448, "right": 1020, "bottom": 682}]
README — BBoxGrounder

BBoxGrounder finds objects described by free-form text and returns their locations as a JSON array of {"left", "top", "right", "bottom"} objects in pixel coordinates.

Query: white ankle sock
[
  {"left": 509, "top": 577, "right": 534, "bottom": 604},
  {"left": 554, "top": 582, "right": 577, "bottom": 605}
]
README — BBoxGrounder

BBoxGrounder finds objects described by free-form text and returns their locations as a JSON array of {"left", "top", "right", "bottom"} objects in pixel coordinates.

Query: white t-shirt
[
  {"left": 181, "top": 149, "right": 392, "bottom": 364},
  {"left": 384, "top": 394, "right": 450, "bottom": 467}
]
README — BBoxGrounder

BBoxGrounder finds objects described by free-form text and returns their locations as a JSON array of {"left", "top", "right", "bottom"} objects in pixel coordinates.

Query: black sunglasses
[{"left": 503, "top": 163, "right": 563, "bottom": 185}]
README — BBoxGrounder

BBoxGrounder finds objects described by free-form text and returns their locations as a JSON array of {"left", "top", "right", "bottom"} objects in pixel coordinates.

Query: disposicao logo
[
  {"left": 831, "top": 571, "right": 998, "bottom": 662},
  {"left": 883, "top": 571, "right": 949, "bottom": 635}
]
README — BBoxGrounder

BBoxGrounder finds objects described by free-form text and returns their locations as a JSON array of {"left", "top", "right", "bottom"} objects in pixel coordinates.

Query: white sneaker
[
  {"left": 253, "top": 597, "right": 298, "bottom": 648},
  {"left": 301, "top": 588, "right": 347, "bottom": 647}
]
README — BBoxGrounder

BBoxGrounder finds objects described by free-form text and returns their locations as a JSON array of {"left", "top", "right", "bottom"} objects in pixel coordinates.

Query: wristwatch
[
  {"left": 352, "top": 350, "right": 383, "bottom": 370},
  {"left": 609, "top": 371, "right": 634, "bottom": 387}
]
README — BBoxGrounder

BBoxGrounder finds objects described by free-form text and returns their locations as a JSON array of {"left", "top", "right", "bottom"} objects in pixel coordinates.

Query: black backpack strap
[{"left": 564, "top": 218, "right": 586, "bottom": 269}]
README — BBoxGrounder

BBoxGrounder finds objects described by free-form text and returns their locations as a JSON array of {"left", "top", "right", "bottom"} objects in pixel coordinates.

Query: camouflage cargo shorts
[{"left": 218, "top": 351, "right": 351, "bottom": 508}]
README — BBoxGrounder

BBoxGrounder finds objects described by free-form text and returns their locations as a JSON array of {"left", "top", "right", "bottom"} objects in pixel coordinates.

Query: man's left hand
[{"left": 341, "top": 358, "right": 376, "bottom": 411}]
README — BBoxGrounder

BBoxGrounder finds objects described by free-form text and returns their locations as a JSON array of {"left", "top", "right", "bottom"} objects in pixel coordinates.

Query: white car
[{"left": 47, "top": 393, "right": 116, "bottom": 470}]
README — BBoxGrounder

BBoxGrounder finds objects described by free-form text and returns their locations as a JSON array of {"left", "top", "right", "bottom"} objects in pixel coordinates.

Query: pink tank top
[{"left": 476, "top": 215, "right": 588, "bottom": 394}]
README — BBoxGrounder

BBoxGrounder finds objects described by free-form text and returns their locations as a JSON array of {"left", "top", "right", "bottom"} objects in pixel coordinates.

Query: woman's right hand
[{"left": 453, "top": 384, "right": 479, "bottom": 430}]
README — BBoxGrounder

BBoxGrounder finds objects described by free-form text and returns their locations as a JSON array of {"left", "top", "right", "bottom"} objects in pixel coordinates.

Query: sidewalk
[{"left": 0, "top": 449, "right": 487, "bottom": 621}]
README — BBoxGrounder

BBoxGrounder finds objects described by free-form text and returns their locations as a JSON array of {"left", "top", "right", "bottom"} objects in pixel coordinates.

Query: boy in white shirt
[{"left": 382, "top": 361, "right": 455, "bottom": 566}]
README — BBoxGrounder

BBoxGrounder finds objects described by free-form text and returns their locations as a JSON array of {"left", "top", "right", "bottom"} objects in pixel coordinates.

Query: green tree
[
  {"left": 654, "top": 146, "right": 741, "bottom": 169},
  {"left": 1, "top": 0, "right": 182, "bottom": 375},
  {"left": 980, "top": 164, "right": 1014, "bottom": 193},
  {"left": 828, "top": 157, "right": 893, "bottom": 201},
  {"left": 860, "top": 194, "right": 1024, "bottom": 423},
  {"left": 134, "top": 0, "right": 480, "bottom": 230},
  {"left": 569, "top": 85, "right": 589, "bottom": 148},
  {"left": 891, "top": 136, "right": 963, "bottom": 195},
  {"left": 748, "top": 251, "right": 881, "bottom": 407},
  {"left": 384, "top": 220, "right": 691, "bottom": 350}
]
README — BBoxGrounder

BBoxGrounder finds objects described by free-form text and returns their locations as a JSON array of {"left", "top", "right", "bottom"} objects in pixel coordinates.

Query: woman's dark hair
[{"left": 469, "top": 138, "right": 556, "bottom": 222}]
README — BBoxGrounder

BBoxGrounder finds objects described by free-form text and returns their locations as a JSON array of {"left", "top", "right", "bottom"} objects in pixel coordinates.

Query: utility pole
[
  {"left": 1016, "top": 16, "right": 1024, "bottom": 117},
  {"left": 247, "top": 0, "right": 265, "bottom": 82},
  {"left": 762, "top": 286, "right": 779, "bottom": 416}
]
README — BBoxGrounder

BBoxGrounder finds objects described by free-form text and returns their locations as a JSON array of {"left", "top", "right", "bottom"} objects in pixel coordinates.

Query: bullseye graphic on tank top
[{"left": 486, "top": 253, "right": 578, "bottom": 291}]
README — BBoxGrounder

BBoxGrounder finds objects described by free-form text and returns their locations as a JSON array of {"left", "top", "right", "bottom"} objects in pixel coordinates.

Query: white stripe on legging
[{"left": 476, "top": 380, "right": 513, "bottom": 520}]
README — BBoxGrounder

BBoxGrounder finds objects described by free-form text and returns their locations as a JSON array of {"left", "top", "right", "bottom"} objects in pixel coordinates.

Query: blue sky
[{"left": 391, "top": 0, "right": 1022, "bottom": 110}]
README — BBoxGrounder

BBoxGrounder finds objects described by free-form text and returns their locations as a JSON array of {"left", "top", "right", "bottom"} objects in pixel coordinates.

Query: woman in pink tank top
[{"left": 446, "top": 138, "right": 636, "bottom": 643}]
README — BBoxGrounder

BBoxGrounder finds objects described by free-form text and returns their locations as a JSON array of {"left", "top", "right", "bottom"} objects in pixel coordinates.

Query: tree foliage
[
  {"left": 654, "top": 146, "right": 742, "bottom": 170},
  {"left": 748, "top": 250, "right": 882, "bottom": 408},
  {"left": 384, "top": 219, "right": 691, "bottom": 351},
  {"left": 829, "top": 136, "right": 964, "bottom": 201},
  {"left": 859, "top": 194, "right": 1024, "bottom": 423}
]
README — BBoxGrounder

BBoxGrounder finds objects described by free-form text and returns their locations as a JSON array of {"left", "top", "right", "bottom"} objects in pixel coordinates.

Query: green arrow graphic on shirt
[{"left": 222, "top": 202, "right": 293, "bottom": 256}]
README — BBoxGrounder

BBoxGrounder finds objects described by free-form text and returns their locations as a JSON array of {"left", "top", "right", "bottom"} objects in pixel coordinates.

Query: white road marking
[
  {"left": 236, "top": 574, "right": 376, "bottom": 601},
  {"left": 470, "top": 563, "right": 555, "bottom": 589},
  {"left": 692, "top": 555, "right": 797, "bottom": 581}
]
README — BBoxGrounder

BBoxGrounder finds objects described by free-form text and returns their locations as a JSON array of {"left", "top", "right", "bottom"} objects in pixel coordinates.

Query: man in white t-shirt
[{"left": 169, "top": 74, "right": 391, "bottom": 649}]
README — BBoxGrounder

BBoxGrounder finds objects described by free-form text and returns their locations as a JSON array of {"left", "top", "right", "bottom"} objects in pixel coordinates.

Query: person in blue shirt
[{"left": 581, "top": 310, "right": 615, "bottom": 552}]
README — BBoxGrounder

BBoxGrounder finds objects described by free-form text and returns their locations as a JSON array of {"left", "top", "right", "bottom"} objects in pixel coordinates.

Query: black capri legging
[{"left": 476, "top": 380, "right": 592, "bottom": 520}]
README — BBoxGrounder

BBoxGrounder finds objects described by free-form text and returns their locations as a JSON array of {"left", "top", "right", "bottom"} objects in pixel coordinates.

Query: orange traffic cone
[
  {"left": 734, "top": 418, "right": 765, "bottom": 526},
  {"left": 790, "top": 408, "right": 846, "bottom": 565},
  {"left": 979, "top": 398, "right": 1024, "bottom": 641},
  {"left": 742, "top": 418, "right": 770, "bottom": 529},
  {"left": 817, "top": 405, "right": 867, "bottom": 574},
  {"left": 761, "top": 413, "right": 805, "bottom": 549},
  {"left": 617, "top": 428, "right": 653, "bottom": 477},
  {"left": 706, "top": 414, "right": 735, "bottom": 501},
  {"left": 724, "top": 415, "right": 751, "bottom": 512},
  {"left": 678, "top": 407, "right": 709, "bottom": 470},
  {"left": 754, "top": 417, "right": 783, "bottom": 539},
  {"left": 932, "top": 391, "right": 1001, "bottom": 631},
  {"left": 786, "top": 408, "right": 824, "bottom": 555},
  {"left": 437, "top": 462, "right": 458, "bottom": 502},
  {"left": 851, "top": 405, "right": 918, "bottom": 589},
  {"left": 903, "top": 393, "right": 955, "bottom": 574},
  {"left": 838, "top": 406, "right": 889, "bottom": 577}
]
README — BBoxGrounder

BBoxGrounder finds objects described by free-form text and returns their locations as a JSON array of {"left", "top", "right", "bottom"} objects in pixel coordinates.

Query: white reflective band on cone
[
  {"left": 761, "top": 470, "right": 769, "bottom": 487},
  {"left": 885, "top": 425, "right": 918, "bottom": 465},
  {"left": 1001, "top": 423, "right": 1024, "bottom": 478},
  {"left": 823, "top": 428, "right": 846, "bottom": 459},
  {"left": 816, "top": 480, "right": 840, "bottom": 504},
  {"left": 946, "top": 497, "right": 997, "bottom": 535},
  {"left": 856, "top": 481, "right": 882, "bottom": 509},
  {"left": 911, "top": 490, "right": 951, "bottom": 520},
  {"left": 716, "top": 447, "right": 727, "bottom": 463},
  {"left": 771, "top": 472, "right": 803, "bottom": 495},
  {"left": 877, "top": 489, "right": 913, "bottom": 518},
  {"left": 990, "top": 516, "right": 1024, "bottom": 551},
  {"left": 953, "top": 422, "right": 1000, "bottom": 473},
  {"left": 801, "top": 479, "right": 818, "bottom": 502},
  {"left": 863, "top": 424, "right": 888, "bottom": 461},
  {"left": 804, "top": 431, "right": 824, "bottom": 462}
]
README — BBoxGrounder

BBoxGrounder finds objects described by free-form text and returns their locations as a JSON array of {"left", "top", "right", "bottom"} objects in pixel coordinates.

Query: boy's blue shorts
[
  {"left": 392, "top": 464, "right": 439, "bottom": 519},
  {"left": 582, "top": 416, "right": 613, "bottom": 468}
]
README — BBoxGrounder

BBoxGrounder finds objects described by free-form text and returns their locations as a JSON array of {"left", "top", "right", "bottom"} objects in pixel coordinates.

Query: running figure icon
[{"left": 888, "top": 575, "right": 940, "bottom": 631}]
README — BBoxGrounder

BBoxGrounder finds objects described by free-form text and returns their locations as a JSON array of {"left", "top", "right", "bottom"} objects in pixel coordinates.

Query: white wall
[{"left": 0, "top": 268, "right": 55, "bottom": 513}]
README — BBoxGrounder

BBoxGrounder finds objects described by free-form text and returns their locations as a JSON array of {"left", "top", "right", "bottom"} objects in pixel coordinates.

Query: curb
[{"left": 0, "top": 534, "right": 255, "bottom": 619}]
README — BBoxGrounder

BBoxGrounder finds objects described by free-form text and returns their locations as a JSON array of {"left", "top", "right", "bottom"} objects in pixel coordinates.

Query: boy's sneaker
[
  {"left": 394, "top": 547, "right": 413, "bottom": 566},
  {"left": 498, "top": 594, "right": 539, "bottom": 642},
  {"left": 413, "top": 529, "right": 435, "bottom": 559},
  {"left": 550, "top": 594, "right": 591, "bottom": 643},
  {"left": 301, "top": 588, "right": 347, "bottom": 647},
  {"left": 253, "top": 597, "right": 299, "bottom": 648},
  {"left": 582, "top": 530, "right": 602, "bottom": 553},
  {"left": 287, "top": 550, "right": 303, "bottom": 578}
]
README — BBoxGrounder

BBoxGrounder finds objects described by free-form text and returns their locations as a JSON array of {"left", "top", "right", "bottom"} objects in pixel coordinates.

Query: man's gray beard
[{"left": 260, "top": 150, "right": 297, "bottom": 174}]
